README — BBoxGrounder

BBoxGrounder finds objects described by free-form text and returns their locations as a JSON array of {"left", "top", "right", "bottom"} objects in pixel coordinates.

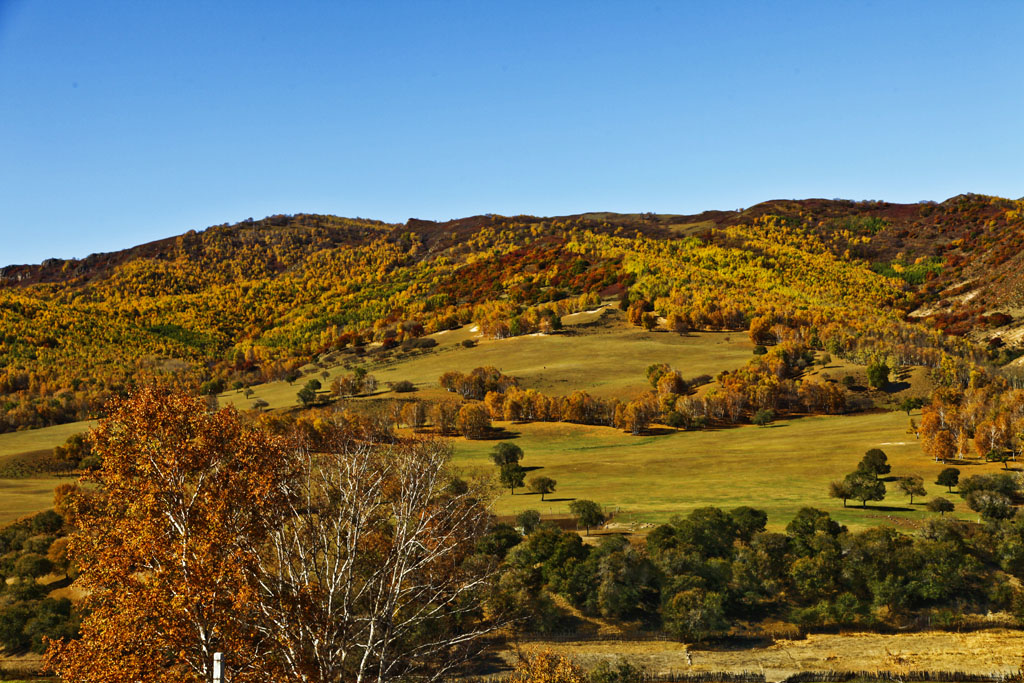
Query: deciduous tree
[
  {"left": 898, "top": 475, "right": 927, "bottom": 504},
  {"left": 501, "top": 463, "right": 526, "bottom": 494},
  {"left": 529, "top": 476, "right": 557, "bottom": 501},
  {"left": 569, "top": 500, "right": 605, "bottom": 536},
  {"left": 936, "top": 467, "right": 960, "bottom": 492},
  {"left": 47, "top": 386, "right": 294, "bottom": 683}
]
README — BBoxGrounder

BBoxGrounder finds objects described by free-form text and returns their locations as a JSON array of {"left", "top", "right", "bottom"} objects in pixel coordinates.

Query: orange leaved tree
[{"left": 46, "top": 385, "right": 294, "bottom": 683}]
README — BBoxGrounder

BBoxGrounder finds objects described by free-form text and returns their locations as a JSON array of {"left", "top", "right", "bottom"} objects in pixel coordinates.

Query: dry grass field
[{"left": 507, "top": 629, "right": 1024, "bottom": 678}]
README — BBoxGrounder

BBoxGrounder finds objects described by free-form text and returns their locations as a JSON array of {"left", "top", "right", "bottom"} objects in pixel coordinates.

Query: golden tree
[
  {"left": 47, "top": 386, "right": 294, "bottom": 682},
  {"left": 510, "top": 650, "right": 587, "bottom": 683}
]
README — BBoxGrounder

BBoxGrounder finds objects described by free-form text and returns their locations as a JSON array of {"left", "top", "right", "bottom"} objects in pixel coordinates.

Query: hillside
[
  {"left": 0, "top": 195, "right": 1022, "bottom": 434},
  {"left": 6, "top": 195, "right": 1024, "bottom": 677}
]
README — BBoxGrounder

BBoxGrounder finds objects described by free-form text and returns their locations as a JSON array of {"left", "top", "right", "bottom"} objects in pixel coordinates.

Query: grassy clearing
[
  {"left": 0, "top": 476, "right": 68, "bottom": 524},
  {"left": 0, "top": 310, "right": 953, "bottom": 532},
  {"left": 0, "top": 421, "right": 97, "bottom": 459},
  {"left": 450, "top": 410, "right": 993, "bottom": 531},
  {"left": 507, "top": 628, "right": 1024, "bottom": 676},
  {"left": 220, "top": 309, "right": 756, "bottom": 412}
]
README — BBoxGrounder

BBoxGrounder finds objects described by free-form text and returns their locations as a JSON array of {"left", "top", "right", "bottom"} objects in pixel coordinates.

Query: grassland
[
  {"left": 449, "top": 410, "right": 992, "bottom": 532},
  {"left": 0, "top": 476, "right": 70, "bottom": 524},
  {"left": 218, "top": 307, "right": 757, "bottom": 412},
  {"left": 0, "top": 308, "right": 959, "bottom": 531},
  {"left": 0, "top": 422, "right": 96, "bottom": 523},
  {"left": 508, "top": 629, "right": 1024, "bottom": 676},
  {"left": 0, "top": 421, "right": 97, "bottom": 457}
]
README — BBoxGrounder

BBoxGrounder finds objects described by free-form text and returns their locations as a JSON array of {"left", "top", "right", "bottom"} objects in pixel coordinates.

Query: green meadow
[
  {"left": 450, "top": 410, "right": 987, "bottom": 532},
  {"left": 0, "top": 309, "right": 964, "bottom": 533},
  {"left": 218, "top": 307, "right": 757, "bottom": 411}
]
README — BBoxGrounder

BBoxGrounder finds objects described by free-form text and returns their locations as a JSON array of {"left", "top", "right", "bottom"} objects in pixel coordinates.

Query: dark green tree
[
  {"left": 296, "top": 387, "right": 317, "bottom": 407},
  {"left": 569, "top": 499, "right": 605, "bottom": 536},
  {"left": 729, "top": 506, "right": 768, "bottom": 543},
  {"left": 858, "top": 448, "right": 891, "bottom": 479},
  {"left": 966, "top": 490, "right": 1014, "bottom": 521},
  {"left": 516, "top": 509, "right": 542, "bottom": 534},
  {"left": 866, "top": 362, "right": 890, "bottom": 389},
  {"left": 828, "top": 480, "right": 853, "bottom": 507},
  {"left": 13, "top": 553, "right": 52, "bottom": 579},
  {"left": 844, "top": 471, "right": 886, "bottom": 507},
  {"left": 926, "top": 497, "right": 954, "bottom": 516},
  {"left": 936, "top": 467, "right": 960, "bottom": 493},
  {"left": 662, "top": 588, "right": 728, "bottom": 642},
  {"left": 528, "top": 476, "right": 557, "bottom": 501},
  {"left": 898, "top": 475, "right": 927, "bottom": 504},
  {"left": 491, "top": 442, "right": 524, "bottom": 467},
  {"left": 500, "top": 463, "right": 526, "bottom": 494}
]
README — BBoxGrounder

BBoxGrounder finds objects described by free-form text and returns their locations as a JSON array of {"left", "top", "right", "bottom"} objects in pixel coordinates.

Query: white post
[{"left": 212, "top": 652, "right": 223, "bottom": 683}]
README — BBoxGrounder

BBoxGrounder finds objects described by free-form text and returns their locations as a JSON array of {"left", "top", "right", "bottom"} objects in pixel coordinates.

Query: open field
[
  {"left": 0, "top": 420, "right": 97, "bottom": 459},
  {"left": 0, "top": 308, "right": 972, "bottom": 532},
  {"left": 450, "top": 411, "right": 997, "bottom": 531},
  {"left": 217, "top": 308, "right": 758, "bottom": 412},
  {"left": 507, "top": 629, "right": 1024, "bottom": 678},
  {"left": 0, "top": 476, "right": 69, "bottom": 524}
]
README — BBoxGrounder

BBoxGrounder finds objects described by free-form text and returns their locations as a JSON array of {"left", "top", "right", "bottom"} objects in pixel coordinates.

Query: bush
[
  {"left": 589, "top": 659, "right": 648, "bottom": 683},
  {"left": 664, "top": 411, "right": 687, "bottom": 429},
  {"left": 516, "top": 509, "right": 542, "bottom": 535},
  {"left": 0, "top": 602, "right": 32, "bottom": 652},
  {"left": 866, "top": 362, "right": 890, "bottom": 389},
  {"left": 390, "top": 380, "right": 416, "bottom": 393},
  {"left": 22, "top": 534, "right": 56, "bottom": 555},
  {"left": 31, "top": 510, "right": 63, "bottom": 535},
  {"left": 199, "top": 378, "right": 226, "bottom": 395},
  {"left": 80, "top": 455, "right": 102, "bottom": 471},
  {"left": 401, "top": 337, "right": 437, "bottom": 350},
  {"left": 14, "top": 553, "right": 52, "bottom": 579},
  {"left": 959, "top": 473, "right": 1018, "bottom": 498}
]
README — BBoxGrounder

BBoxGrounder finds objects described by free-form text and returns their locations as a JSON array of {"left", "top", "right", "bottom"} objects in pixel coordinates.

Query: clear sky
[{"left": 1, "top": 1, "right": 1022, "bottom": 266}]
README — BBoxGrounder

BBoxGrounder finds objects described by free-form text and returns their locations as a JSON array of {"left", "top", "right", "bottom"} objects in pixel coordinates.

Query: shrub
[{"left": 390, "top": 380, "right": 416, "bottom": 393}]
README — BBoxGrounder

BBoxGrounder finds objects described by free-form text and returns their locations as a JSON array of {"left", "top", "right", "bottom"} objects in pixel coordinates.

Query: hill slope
[{"left": 0, "top": 195, "right": 1020, "bottom": 432}]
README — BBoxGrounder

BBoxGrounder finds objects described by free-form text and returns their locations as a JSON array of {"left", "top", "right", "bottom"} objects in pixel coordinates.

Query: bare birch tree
[{"left": 253, "top": 430, "right": 501, "bottom": 682}]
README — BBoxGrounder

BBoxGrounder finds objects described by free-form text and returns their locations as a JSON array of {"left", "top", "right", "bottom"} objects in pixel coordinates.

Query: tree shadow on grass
[
  {"left": 853, "top": 505, "right": 915, "bottom": 512},
  {"left": 43, "top": 575, "right": 73, "bottom": 590},
  {"left": 520, "top": 465, "right": 544, "bottom": 473},
  {"left": 475, "top": 428, "right": 522, "bottom": 441},
  {"left": 543, "top": 497, "right": 577, "bottom": 503},
  {"left": 465, "top": 648, "right": 513, "bottom": 676},
  {"left": 639, "top": 427, "right": 677, "bottom": 436}
]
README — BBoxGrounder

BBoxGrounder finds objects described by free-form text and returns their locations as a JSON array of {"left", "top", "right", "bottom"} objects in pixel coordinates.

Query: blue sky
[{"left": 1, "top": 1, "right": 1022, "bottom": 266}]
